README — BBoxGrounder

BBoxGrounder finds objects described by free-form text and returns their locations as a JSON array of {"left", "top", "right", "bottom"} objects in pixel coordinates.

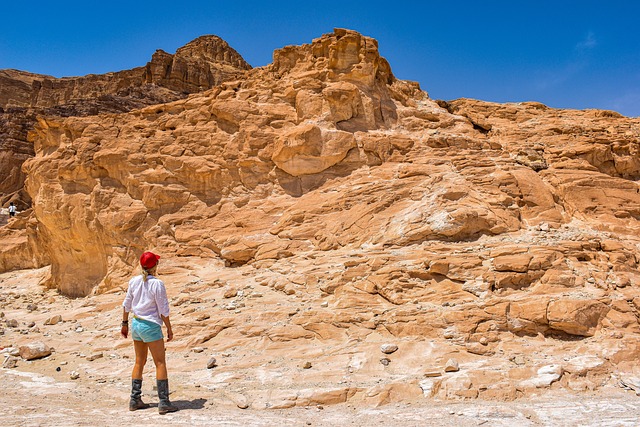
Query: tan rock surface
[
  {"left": 1, "top": 29, "right": 640, "bottom": 419},
  {"left": 0, "top": 35, "right": 250, "bottom": 209}
]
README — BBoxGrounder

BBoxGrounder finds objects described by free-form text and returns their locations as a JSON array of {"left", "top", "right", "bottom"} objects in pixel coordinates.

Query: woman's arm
[
  {"left": 121, "top": 307, "right": 129, "bottom": 338},
  {"left": 155, "top": 281, "right": 172, "bottom": 341},
  {"left": 121, "top": 279, "right": 134, "bottom": 339},
  {"left": 161, "top": 314, "right": 173, "bottom": 342}
]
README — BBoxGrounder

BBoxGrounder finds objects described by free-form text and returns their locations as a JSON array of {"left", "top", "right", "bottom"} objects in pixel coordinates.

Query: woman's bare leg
[
  {"left": 132, "top": 340, "right": 148, "bottom": 379},
  {"left": 147, "top": 339, "right": 168, "bottom": 380}
]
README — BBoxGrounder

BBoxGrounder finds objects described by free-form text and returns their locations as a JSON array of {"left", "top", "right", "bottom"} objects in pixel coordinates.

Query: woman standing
[{"left": 121, "top": 251, "right": 179, "bottom": 414}]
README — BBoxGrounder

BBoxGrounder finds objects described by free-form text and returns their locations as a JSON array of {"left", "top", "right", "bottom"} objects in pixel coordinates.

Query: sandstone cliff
[
  {"left": 0, "top": 35, "right": 251, "bottom": 209},
  {"left": 1, "top": 29, "right": 640, "bottom": 405}
]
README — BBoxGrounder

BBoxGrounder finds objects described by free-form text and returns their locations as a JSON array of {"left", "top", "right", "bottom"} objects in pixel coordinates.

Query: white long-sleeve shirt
[{"left": 122, "top": 275, "right": 170, "bottom": 326}]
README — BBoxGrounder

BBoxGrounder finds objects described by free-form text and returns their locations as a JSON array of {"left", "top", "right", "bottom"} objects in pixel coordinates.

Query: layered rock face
[
  {"left": 0, "top": 35, "right": 251, "bottom": 208},
  {"left": 2, "top": 29, "right": 640, "bottom": 403}
]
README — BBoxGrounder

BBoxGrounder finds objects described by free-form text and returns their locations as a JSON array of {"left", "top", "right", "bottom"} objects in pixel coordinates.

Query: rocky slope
[
  {"left": 0, "top": 35, "right": 251, "bottom": 209},
  {"left": 1, "top": 29, "right": 640, "bottom": 408}
]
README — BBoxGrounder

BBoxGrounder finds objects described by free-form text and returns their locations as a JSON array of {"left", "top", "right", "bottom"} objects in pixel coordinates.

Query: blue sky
[{"left": 2, "top": 1, "right": 639, "bottom": 117}]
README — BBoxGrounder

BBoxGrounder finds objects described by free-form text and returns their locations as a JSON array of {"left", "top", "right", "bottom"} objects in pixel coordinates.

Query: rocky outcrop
[
  {"left": 0, "top": 35, "right": 251, "bottom": 209},
  {"left": 1, "top": 29, "right": 640, "bottom": 403},
  {"left": 11, "top": 28, "right": 640, "bottom": 295},
  {"left": 0, "top": 35, "right": 250, "bottom": 111},
  {"left": 0, "top": 108, "right": 36, "bottom": 207}
]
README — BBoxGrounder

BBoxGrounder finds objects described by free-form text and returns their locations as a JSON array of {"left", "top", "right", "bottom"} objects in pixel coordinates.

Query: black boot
[
  {"left": 157, "top": 379, "right": 179, "bottom": 414},
  {"left": 129, "top": 379, "right": 150, "bottom": 411}
]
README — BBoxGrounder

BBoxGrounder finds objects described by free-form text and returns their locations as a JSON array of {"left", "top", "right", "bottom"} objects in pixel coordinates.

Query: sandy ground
[
  {"left": 2, "top": 246, "right": 640, "bottom": 426},
  {"left": 1, "top": 366, "right": 639, "bottom": 427}
]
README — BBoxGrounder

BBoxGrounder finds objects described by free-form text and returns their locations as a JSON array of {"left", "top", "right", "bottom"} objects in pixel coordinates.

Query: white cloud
[
  {"left": 534, "top": 31, "right": 597, "bottom": 91},
  {"left": 575, "top": 31, "right": 597, "bottom": 51}
]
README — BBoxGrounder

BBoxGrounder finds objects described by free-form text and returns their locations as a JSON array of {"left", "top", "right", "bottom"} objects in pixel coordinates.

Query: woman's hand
[
  {"left": 166, "top": 327, "right": 173, "bottom": 342},
  {"left": 121, "top": 324, "right": 128, "bottom": 338}
]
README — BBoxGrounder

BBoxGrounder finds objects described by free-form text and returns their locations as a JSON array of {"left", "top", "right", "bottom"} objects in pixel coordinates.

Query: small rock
[
  {"left": 444, "top": 358, "right": 459, "bottom": 372},
  {"left": 223, "top": 287, "right": 238, "bottom": 299},
  {"left": 207, "top": 357, "right": 217, "bottom": 369},
  {"left": 380, "top": 358, "right": 391, "bottom": 366},
  {"left": 196, "top": 314, "right": 210, "bottom": 321},
  {"left": 6, "top": 319, "right": 18, "bottom": 328},
  {"left": 428, "top": 260, "right": 450, "bottom": 275},
  {"left": 44, "top": 315, "right": 62, "bottom": 326},
  {"left": 302, "top": 361, "right": 312, "bottom": 369},
  {"left": 27, "top": 321, "right": 36, "bottom": 328},
  {"left": 60, "top": 361, "right": 68, "bottom": 365},
  {"left": 320, "top": 301, "right": 329, "bottom": 308},
  {"left": 192, "top": 347, "right": 205, "bottom": 353},
  {"left": 443, "top": 329, "right": 456, "bottom": 339},
  {"left": 466, "top": 342, "right": 494, "bottom": 356},
  {"left": 26, "top": 303, "right": 38, "bottom": 312},
  {"left": 75, "top": 327, "right": 84, "bottom": 333},
  {"left": 228, "top": 392, "right": 249, "bottom": 409},
  {"left": 86, "top": 353, "right": 103, "bottom": 361},
  {"left": 2, "top": 356, "right": 19, "bottom": 368},
  {"left": 380, "top": 343, "right": 398, "bottom": 354},
  {"left": 19, "top": 342, "right": 52, "bottom": 360},
  {"left": 70, "top": 371, "right": 80, "bottom": 380},
  {"left": 511, "top": 355, "right": 526, "bottom": 366},
  {"left": 423, "top": 370, "right": 442, "bottom": 378},
  {"left": 56, "top": 367, "right": 61, "bottom": 372}
]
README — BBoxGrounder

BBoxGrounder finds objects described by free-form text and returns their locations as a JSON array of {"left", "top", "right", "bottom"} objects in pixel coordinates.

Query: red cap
[{"left": 140, "top": 251, "right": 160, "bottom": 269}]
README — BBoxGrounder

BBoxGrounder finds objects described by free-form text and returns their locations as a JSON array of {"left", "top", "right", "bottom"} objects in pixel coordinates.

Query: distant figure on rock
[
  {"left": 121, "top": 251, "right": 179, "bottom": 414},
  {"left": 8, "top": 202, "right": 16, "bottom": 217}
]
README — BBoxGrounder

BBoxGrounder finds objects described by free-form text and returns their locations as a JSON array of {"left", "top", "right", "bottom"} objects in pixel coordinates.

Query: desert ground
[{"left": 2, "top": 262, "right": 639, "bottom": 427}]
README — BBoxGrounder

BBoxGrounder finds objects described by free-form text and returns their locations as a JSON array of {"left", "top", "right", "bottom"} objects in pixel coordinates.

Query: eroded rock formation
[
  {"left": 0, "top": 35, "right": 251, "bottom": 209},
  {"left": 1, "top": 29, "right": 640, "bottom": 404}
]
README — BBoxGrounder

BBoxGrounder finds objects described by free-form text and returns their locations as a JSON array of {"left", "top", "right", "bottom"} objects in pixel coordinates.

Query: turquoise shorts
[{"left": 131, "top": 317, "right": 164, "bottom": 343}]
